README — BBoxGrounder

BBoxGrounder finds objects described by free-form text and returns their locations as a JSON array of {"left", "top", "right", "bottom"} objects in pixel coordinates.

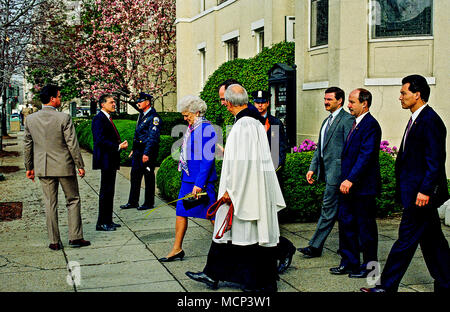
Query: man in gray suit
[
  {"left": 298, "top": 87, "right": 354, "bottom": 258},
  {"left": 24, "top": 85, "right": 90, "bottom": 251}
]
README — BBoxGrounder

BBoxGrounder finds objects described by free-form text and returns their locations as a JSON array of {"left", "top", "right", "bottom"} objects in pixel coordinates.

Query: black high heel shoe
[{"left": 158, "top": 250, "right": 185, "bottom": 262}]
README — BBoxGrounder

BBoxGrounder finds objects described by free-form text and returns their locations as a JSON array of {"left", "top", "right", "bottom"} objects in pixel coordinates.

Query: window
[
  {"left": 256, "top": 29, "right": 264, "bottom": 53},
  {"left": 286, "top": 16, "right": 295, "bottom": 42},
  {"left": 200, "top": 48, "right": 206, "bottom": 87},
  {"left": 370, "top": 0, "right": 433, "bottom": 39},
  {"left": 251, "top": 19, "right": 265, "bottom": 53},
  {"left": 226, "top": 38, "right": 239, "bottom": 60},
  {"left": 310, "top": 0, "right": 328, "bottom": 48}
]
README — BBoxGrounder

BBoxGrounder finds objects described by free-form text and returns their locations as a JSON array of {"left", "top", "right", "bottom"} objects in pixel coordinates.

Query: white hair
[
  {"left": 177, "top": 95, "right": 207, "bottom": 116},
  {"left": 224, "top": 84, "right": 248, "bottom": 106}
]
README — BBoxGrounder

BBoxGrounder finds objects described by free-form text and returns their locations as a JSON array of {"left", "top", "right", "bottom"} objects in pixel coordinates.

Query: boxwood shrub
[
  {"left": 75, "top": 119, "right": 178, "bottom": 167},
  {"left": 156, "top": 150, "right": 401, "bottom": 222}
]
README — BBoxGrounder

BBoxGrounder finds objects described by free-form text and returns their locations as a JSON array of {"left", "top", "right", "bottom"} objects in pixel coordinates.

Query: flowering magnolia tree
[{"left": 67, "top": 0, "right": 176, "bottom": 109}]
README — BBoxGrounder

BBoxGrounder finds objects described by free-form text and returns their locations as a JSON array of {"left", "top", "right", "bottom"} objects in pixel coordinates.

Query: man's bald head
[{"left": 225, "top": 84, "right": 248, "bottom": 107}]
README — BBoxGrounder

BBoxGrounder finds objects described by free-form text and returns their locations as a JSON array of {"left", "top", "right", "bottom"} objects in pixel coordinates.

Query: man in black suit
[
  {"left": 362, "top": 75, "right": 450, "bottom": 293},
  {"left": 330, "top": 88, "right": 381, "bottom": 278},
  {"left": 92, "top": 94, "right": 128, "bottom": 231}
]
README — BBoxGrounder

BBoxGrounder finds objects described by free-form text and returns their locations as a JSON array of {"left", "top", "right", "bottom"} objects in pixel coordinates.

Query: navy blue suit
[
  {"left": 380, "top": 105, "right": 450, "bottom": 292},
  {"left": 127, "top": 107, "right": 161, "bottom": 208},
  {"left": 338, "top": 112, "right": 381, "bottom": 269},
  {"left": 92, "top": 111, "right": 121, "bottom": 225}
]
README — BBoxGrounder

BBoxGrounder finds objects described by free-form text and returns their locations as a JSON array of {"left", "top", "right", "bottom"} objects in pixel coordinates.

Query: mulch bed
[
  {"left": 0, "top": 150, "right": 20, "bottom": 158},
  {"left": 0, "top": 166, "right": 20, "bottom": 173}
]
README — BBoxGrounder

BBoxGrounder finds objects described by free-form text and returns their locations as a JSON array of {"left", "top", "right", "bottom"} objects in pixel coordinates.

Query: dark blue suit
[
  {"left": 380, "top": 105, "right": 450, "bottom": 292},
  {"left": 127, "top": 107, "right": 161, "bottom": 208},
  {"left": 92, "top": 111, "right": 121, "bottom": 225},
  {"left": 338, "top": 112, "right": 381, "bottom": 269}
]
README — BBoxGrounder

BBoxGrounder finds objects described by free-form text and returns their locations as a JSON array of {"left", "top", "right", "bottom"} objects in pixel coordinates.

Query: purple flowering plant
[
  {"left": 293, "top": 139, "right": 317, "bottom": 153},
  {"left": 380, "top": 140, "right": 398, "bottom": 157}
]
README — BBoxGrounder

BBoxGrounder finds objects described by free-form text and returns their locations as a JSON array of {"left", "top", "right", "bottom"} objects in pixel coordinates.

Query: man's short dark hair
[
  {"left": 357, "top": 88, "right": 372, "bottom": 108},
  {"left": 98, "top": 93, "right": 114, "bottom": 109},
  {"left": 218, "top": 79, "right": 241, "bottom": 92},
  {"left": 40, "top": 85, "right": 60, "bottom": 104},
  {"left": 325, "top": 87, "right": 345, "bottom": 104},
  {"left": 402, "top": 74, "right": 430, "bottom": 102}
]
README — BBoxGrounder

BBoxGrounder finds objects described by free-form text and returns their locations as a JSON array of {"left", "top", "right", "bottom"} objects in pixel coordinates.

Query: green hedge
[
  {"left": 156, "top": 151, "right": 401, "bottom": 222},
  {"left": 116, "top": 111, "right": 185, "bottom": 136},
  {"left": 201, "top": 41, "right": 295, "bottom": 126},
  {"left": 75, "top": 119, "right": 178, "bottom": 167}
]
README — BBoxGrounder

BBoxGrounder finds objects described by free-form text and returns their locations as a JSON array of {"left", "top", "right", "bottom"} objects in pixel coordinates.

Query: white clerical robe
[{"left": 212, "top": 116, "right": 286, "bottom": 247}]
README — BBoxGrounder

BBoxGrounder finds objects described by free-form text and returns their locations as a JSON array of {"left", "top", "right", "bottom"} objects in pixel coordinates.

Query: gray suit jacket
[
  {"left": 24, "top": 106, "right": 84, "bottom": 177},
  {"left": 309, "top": 108, "right": 354, "bottom": 186}
]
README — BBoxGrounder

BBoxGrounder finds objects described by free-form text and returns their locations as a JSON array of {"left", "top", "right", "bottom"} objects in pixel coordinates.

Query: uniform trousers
[
  {"left": 39, "top": 176, "right": 83, "bottom": 244},
  {"left": 128, "top": 164, "right": 155, "bottom": 207}
]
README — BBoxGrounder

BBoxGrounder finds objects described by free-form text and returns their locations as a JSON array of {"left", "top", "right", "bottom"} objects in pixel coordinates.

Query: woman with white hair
[{"left": 159, "top": 95, "right": 218, "bottom": 262}]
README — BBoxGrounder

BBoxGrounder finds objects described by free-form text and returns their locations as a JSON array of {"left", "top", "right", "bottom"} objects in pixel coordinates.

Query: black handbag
[{"left": 183, "top": 192, "right": 209, "bottom": 210}]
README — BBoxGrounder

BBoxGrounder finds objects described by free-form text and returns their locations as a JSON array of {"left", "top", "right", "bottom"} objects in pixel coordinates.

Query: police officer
[
  {"left": 120, "top": 92, "right": 161, "bottom": 211},
  {"left": 251, "top": 90, "right": 288, "bottom": 172},
  {"left": 251, "top": 89, "right": 294, "bottom": 274}
]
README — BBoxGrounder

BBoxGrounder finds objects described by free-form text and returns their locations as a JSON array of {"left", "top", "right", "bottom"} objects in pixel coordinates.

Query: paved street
[{"left": 1, "top": 131, "right": 449, "bottom": 293}]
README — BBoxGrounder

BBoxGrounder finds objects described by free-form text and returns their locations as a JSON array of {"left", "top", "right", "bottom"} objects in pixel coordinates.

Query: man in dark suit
[
  {"left": 299, "top": 87, "right": 354, "bottom": 258},
  {"left": 330, "top": 88, "right": 381, "bottom": 278},
  {"left": 362, "top": 75, "right": 450, "bottom": 293},
  {"left": 251, "top": 89, "right": 295, "bottom": 274},
  {"left": 120, "top": 92, "right": 161, "bottom": 211},
  {"left": 92, "top": 94, "right": 128, "bottom": 231}
]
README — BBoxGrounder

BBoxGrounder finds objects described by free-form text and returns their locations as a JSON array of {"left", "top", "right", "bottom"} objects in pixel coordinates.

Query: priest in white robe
[{"left": 186, "top": 84, "right": 286, "bottom": 292}]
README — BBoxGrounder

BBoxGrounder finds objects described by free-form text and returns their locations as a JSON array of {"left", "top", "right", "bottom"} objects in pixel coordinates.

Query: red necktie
[
  {"left": 109, "top": 117, "right": 121, "bottom": 143},
  {"left": 346, "top": 121, "right": 357, "bottom": 144},
  {"left": 265, "top": 118, "right": 270, "bottom": 131},
  {"left": 402, "top": 117, "right": 413, "bottom": 151}
]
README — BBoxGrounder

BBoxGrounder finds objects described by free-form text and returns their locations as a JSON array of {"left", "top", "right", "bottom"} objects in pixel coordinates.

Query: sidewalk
[{"left": 1, "top": 131, "right": 448, "bottom": 292}]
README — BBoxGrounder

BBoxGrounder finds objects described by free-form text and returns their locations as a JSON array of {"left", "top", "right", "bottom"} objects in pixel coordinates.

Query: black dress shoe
[
  {"left": 69, "top": 239, "right": 91, "bottom": 248},
  {"left": 96, "top": 224, "right": 116, "bottom": 231},
  {"left": 49, "top": 242, "right": 62, "bottom": 251},
  {"left": 349, "top": 269, "right": 371, "bottom": 278},
  {"left": 137, "top": 205, "right": 154, "bottom": 211},
  {"left": 360, "top": 287, "right": 386, "bottom": 293},
  {"left": 278, "top": 245, "right": 296, "bottom": 274},
  {"left": 298, "top": 246, "right": 322, "bottom": 258},
  {"left": 329, "top": 265, "right": 358, "bottom": 275},
  {"left": 185, "top": 271, "right": 219, "bottom": 289},
  {"left": 120, "top": 203, "right": 138, "bottom": 209},
  {"left": 110, "top": 222, "right": 121, "bottom": 228},
  {"left": 159, "top": 250, "right": 185, "bottom": 262}
]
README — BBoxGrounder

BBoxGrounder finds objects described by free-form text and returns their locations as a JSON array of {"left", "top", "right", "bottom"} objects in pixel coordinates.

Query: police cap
[{"left": 251, "top": 90, "right": 271, "bottom": 103}]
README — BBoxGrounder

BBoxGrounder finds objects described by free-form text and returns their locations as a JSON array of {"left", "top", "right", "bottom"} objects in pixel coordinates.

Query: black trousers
[
  {"left": 203, "top": 241, "right": 278, "bottom": 291},
  {"left": 338, "top": 194, "right": 378, "bottom": 268},
  {"left": 380, "top": 206, "right": 450, "bottom": 292},
  {"left": 98, "top": 169, "right": 117, "bottom": 225},
  {"left": 127, "top": 164, "right": 155, "bottom": 207}
]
